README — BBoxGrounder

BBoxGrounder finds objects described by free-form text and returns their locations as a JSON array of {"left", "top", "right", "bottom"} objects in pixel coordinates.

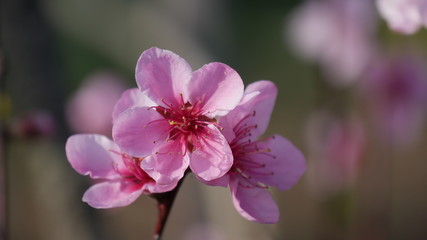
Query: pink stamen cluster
[
  {"left": 111, "top": 151, "right": 154, "bottom": 187},
  {"left": 229, "top": 113, "right": 276, "bottom": 189},
  {"left": 148, "top": 97, "right": 219, "bottom": 153}
]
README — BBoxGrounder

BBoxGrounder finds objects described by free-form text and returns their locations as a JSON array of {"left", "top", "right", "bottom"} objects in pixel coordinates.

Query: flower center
[
  {"left": 152, "top": 98, "right": 220, "bottom": 152},
  {"left": 111, "top": 151, "right": 154, "bottom": 184},
  {"left": 228, "top": 112, "right": 276, "bottom": 189}
]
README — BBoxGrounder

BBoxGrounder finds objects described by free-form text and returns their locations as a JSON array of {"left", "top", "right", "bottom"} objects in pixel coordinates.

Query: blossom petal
[
  {"left": 250, "top": 135, "right": 306, "bottom": 191},
  {"left": 147, "top": 176, "right": 179, "bottom": 193},
  {"left": 222, "top": 80, "right": 277, "bottom": 139},
  {"left": 140, "top": 140, "right": 189, "bottom": 185},
  {"left": 135, "top": 47, "right": 193, "bottom": 106},
  {"left": 112, "top": 107, "right": 169, "bottom": 157},
  {"left": 82, "top": 180, "right": 143, "bottom": 208},
  {"left": 217, "top": 117, "right": 236, "bottom": 143},
  {"left": 112, "top": 88, "right": 156, "bottom": 122},
  {"left": 65, "top": 134, "right": 121, "bottom": 179},
  {"left": 189, "top": 62, "right": 244, "bottom": 117},
  {"left": 230, "top": 178, "right": 279, "bottom": 223},
  {"left": 190, "top": 125, "right": 233, "bottom": 181}
]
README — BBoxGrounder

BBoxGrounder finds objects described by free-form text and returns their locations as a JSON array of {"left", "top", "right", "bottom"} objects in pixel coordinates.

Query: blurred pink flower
[
  {"left": 113, "top": 47, "right": 244, "bottom": 184},
  {"left": 11, "top": 110, "right": 56, "bottom": 139},
  {"left": 359, "top": 52, "right": 427, "bottom": 146},
  {"left": 66, "top": 71, "right": 126, "bottom": 136},
  {"left": 65, "top": 134, "right": 177, "bottom": 208},
  {"left": 287, "top": 0, "right": 377, "bottom": 86},
  {"left": 376, "top": 0, "right": 427, "bottom": 34},
  {"left": 202, "top": 81, "right": 306, "bottom": 223},
  {"left": 305, "top": 112, "right": 366, "bottom": 197}
]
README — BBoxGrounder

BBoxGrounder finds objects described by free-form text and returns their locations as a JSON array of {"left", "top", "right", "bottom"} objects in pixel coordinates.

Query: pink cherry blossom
[
  {"left": 287, "top": 0, "right": 377, "bottom": 86},
  {"left": 202, "top": 80, "right": 306, "bottom": 223},
  {"left": 66, "top": 71, "right": 126, "bottom": 136},
  {"left": 113, "top": 47, "right": 244, "bottom": 184},
  {"left": 376, "top": 0, "right": 427, "bottom": 34},
  {"left": 305, "top": 112, "right": 366, "bottom": 197},
  {"left": 65, "top": 134, "right": 177, "bottom": 208},
  {"left": 359, "top": 52, "right": 427, "bottom": 147}
]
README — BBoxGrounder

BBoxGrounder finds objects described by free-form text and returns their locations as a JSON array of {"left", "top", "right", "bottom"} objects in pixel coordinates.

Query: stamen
[
  {"left": 237, "top": 174, "right": 268, "bottom": 189},
  {"left": 161, "top": 98, "right": 174, "bottom": 109},
  {"left": 179, "top": 93, "right": 185, "bottom": 105}
]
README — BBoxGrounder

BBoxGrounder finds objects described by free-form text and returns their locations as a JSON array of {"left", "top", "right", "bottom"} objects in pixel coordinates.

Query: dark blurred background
[{"left": 2, "top": 0, "right": 427, "bottom": 239}]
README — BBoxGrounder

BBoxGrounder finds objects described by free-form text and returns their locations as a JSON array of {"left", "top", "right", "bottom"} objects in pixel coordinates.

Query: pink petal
[
  {"left": 190, "top": 125, "right": 233, "bottom": 181},
  {"left": 148, "top": 177, "right": 180, "bottom": 193},
  {"left": 82, "top": 180, "right": 143, "bottom": 208},
  {"left": 222, "top": 80, "right": 277, "bottom": 139},
  {"left": 250, "top": 135, "right": 306, "bottom": 191},
  {"left": 65, "top": 134, "right": 121, "bottom": 179},
  {"left": 112, "top": 107, "right": 169, "bottom": 157},
  {"left": 230, "top": 178, "right": 279, "bottom": 223},
  {"left": 135, "top": 47, "right": 193, "bottom": 106},
  {"left": 112, "top": 88, "right": 156, "bottom": 122},
  {"left": 140, "top": 139, "right": 190, "bottom": 185},
  {"left": 189, "top": 62, "right": 244, "bottom": 117},
  {"left": 216, "top": 117, "right": 236, "bottom": 143}
]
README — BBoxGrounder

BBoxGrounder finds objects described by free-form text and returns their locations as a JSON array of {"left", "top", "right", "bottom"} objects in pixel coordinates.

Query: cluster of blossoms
[
  {"left": 287, "top": 0, "right": 427, "bottom": 199},
  {"left": 65, "top": 47, "right": 306, "bottom": 223}
]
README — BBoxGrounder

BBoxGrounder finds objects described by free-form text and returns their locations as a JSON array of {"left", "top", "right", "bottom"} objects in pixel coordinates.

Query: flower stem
[{"left": 150, "top": 174, "right": 186, "bottom": 240}]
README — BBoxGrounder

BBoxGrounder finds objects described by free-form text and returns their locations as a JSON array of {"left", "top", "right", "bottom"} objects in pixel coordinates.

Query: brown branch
[{"left": 150, "top": 173, "right": 187, "bottom": 240}]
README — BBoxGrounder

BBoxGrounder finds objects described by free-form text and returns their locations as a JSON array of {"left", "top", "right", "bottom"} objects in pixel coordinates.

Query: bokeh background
[{"left": 2, "top": 0, "right": 427, "bottom": 239}]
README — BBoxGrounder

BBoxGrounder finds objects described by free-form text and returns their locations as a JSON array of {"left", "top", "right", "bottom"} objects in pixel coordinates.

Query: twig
[{"left": 150, "top": 174, "right": 187, "bottom": 240}]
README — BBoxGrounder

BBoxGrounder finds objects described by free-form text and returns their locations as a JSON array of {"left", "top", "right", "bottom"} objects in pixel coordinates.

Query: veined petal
[
  {"left": 112, "top": 88, "right": 156, "bottom": 122},
  {"left": 82, "top": 180, "right": 143, "bottom": 208},
  {"left": 148, "top": 176, "right": 180, "bottom": 193},
  {"left": 222, "top": 80, "right": 278, "bottom": 140},
  {"left": 230, "top": 178, "right": 279, "bottom": 224},
  {"left": 113, "top": 107, "right": 169, "bottom": 157},
  {"left": 190, "top": 125, "right": 233, "bottom": 181},
  {"left": 249, "top": 135, "right": 306, "bottom": 191},
  {"left": 189, "top": 62, "right": 244, "bottom": 118},
  {"left": 65, "top": 134, "right": 121, "bottom": 179},
  {"left": 140, "top": 140, "right": 189, "bottom": 185},
  {"left": 135, "top": 47, "right": 192, "bottom": 106}
]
